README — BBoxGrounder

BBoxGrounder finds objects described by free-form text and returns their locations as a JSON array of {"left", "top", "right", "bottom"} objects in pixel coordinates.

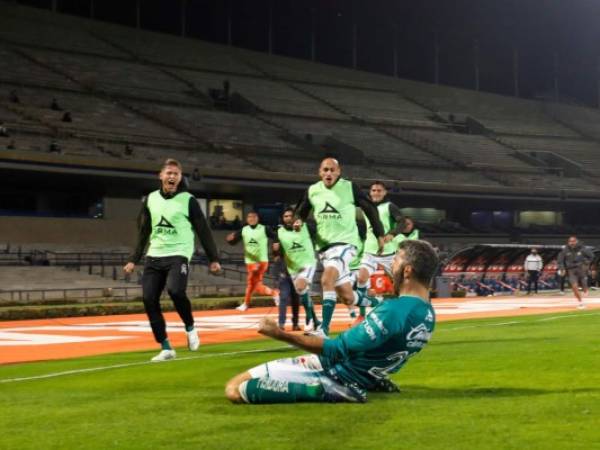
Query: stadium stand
[
  {"left": 3, "top": 0, "right": 600, "bottom": 232},
  {"left": 0, "top": 2, "right": 595, "bottom": 196}
]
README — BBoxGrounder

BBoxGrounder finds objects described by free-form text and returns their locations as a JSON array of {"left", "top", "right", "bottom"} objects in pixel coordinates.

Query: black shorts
[{"left": 567, "top": 267, "right": 588, "bottom": 288}]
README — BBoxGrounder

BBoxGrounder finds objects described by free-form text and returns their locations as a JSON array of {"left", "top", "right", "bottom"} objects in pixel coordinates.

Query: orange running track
[{"left": 1, "top": 295, "right": 598, "bottom": 364}]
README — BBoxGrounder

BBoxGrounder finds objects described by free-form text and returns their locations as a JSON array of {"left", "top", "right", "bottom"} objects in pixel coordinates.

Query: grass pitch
[{"left": 1, "top": 311, "right": 598, "bottom": 450}]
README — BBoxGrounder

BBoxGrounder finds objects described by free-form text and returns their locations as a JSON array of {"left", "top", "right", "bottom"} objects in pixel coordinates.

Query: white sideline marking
[
  {"left": 2, "top": 312, "right": 598, "bottom": 384},
  {"left": 440, "top": 312, "right": 600, "bottom": 332},
  {"left": 0, "top": 346, "right": 291, "bottom": 384}
]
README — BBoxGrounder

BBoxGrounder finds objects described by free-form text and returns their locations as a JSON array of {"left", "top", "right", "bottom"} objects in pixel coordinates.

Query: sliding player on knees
[
  {"left": 124, "top": 159, "right": 221, "bottom": 362},
  {"left": 273, "top": 207, "right": 320, "bottom": 333},
  {"left": 226, "top": 211, "right": 279, "bottom": 312},
  {"left": 224, "top": 239, "right": 439, "bottom": 404},
  {"left": 355, "top": 181, "right": 405, "bottom": 322},
  {"left": 293, "top": 158, "right": 384, "bottom": 337}
]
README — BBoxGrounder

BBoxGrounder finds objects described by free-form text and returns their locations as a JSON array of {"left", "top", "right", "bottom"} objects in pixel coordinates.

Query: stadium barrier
[
  {"left": 442, "top": 243, "right": 598, "bottom": 296},
  {"left": 0, "top": 283, "right": 247, "bottom": 303}
]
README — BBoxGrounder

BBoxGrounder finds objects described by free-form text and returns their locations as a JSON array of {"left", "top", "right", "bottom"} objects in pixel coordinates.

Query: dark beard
[{"left": 393, "top": 263, "right": 405, "bottom": 296}]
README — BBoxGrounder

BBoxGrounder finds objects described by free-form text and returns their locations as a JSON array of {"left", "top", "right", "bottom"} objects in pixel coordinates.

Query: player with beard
[{"left": 224, "top": 239, "right": 439, "bottom": 404}]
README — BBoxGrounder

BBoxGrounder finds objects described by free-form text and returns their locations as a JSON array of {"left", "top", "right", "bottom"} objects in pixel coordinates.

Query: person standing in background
[
  {"left": 524, "top": 248, "right": 543, "bottom": 295},
  {"left": 226, "top": 211, "right": 280, "bottom": 311}
]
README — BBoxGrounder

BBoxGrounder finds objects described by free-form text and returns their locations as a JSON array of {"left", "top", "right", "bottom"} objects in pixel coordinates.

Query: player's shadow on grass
[
  {"left": 377, "top": 386, "right": 599, "bottom": 399},
  {"left": 431, "top": 337, "right": 559, "bottom": 347}
]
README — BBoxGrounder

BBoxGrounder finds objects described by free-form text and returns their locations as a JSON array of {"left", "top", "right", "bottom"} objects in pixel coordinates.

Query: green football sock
[
  {"left": 321, "top": 291, "right": 337, "bottom": 333},
  {"left": 300, "top": 292, "right": 314, "bottom": 323},
  {"left": 242, "top": 378, "right": 324, "bottom": 403},
  {"left": 359, "top": 306, "right": 366, "bottom": 317},
  {"left": 356, "top": 285, "right": 367, "bottom": 296},
  {"left": 160, "top": 339, "right": 172, "bottom": 350},
  {"left": 311, "top": 307, "right": 320, "bottom": 326},
  {"left": 356, "top": 291, "right": 380, "bottom": 308}
]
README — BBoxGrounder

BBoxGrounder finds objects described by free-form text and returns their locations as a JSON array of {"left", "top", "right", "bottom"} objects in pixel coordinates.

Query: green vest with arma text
[
  {"left": 393, "top": 229, "right": 420, "bottom": 247},
  {"left": 364, "top": 202, "right": 397, "bottom": 256},
  {"left": 308, "top": 178, "right": 360, "bottom": 251},
  {"left": 242, "top": 224, "right": 269, "bottom": 264},
  {"left": 277, "top": 224, "right": 316, "bottom": 275},
  {"left": 146, "top": 190, "right": 195, "bottom": 260}
]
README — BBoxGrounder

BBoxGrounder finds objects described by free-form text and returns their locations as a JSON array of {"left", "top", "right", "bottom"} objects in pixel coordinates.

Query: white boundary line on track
[
  {"left": 439, "top": 312, "right": 599, "bottom": 332},
  {"left": 0, "top": 346, "right": 291, "bottom": 384},
  {"left": 1, "top": 312, "right": 599, "bottom": 384}
]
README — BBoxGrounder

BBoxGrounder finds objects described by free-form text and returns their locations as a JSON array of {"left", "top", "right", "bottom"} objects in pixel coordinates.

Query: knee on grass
[{"left": 225, "top": 373, "right": 250, "bottom": 403}]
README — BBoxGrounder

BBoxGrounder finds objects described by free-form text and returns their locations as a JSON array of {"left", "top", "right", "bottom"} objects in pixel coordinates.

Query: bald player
[{"left": 293, "top": 158, "right": 385, "bottom": 336}]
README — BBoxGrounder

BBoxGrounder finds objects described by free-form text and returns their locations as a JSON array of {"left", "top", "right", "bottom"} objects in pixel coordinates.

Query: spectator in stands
[
  {"left": 48, "top": 140, "right": 61, "bottom": 153},
  {"left": 50, "top": 98, "right": 62, "bottom": 111},
  {"left": 192, "top": 168, "right": 200, "bottom": 181},
  {"left": 9, "top": 90, "right": 19, "bottom": 104},
  {"left": 123, "top": 158, "right": 221, "bottom": 362},
  {"left": 223, "top": 79, "right": 230, "bottom": 99},
  {"left": 0, "top": 122, "right": 8, "bottom": 137},
  {"left": 232, "top": 215, "right": 241, "bottom": 229},
  {"left": 557, "top": 236, "right": 593, "bottom": 309},
  {"left": 524, "top": 248, "right": 543, "bottom": 295},
  {"left": 124, "top": 143, "right": 133, "bottom": 156},
  {"left": 61, "top": 112, "right": 72, "bottom": 123},
  {"left": 7, "top": 140, "right": 15, "bottom": 150}
]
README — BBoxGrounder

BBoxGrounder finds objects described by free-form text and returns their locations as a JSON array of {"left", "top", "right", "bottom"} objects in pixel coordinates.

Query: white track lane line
[
  {"left": 2, "top": 312, "right": 599, "bottom": 384},
  {"left": 0, "top": 345, "right": 291, "bottom": 384}
]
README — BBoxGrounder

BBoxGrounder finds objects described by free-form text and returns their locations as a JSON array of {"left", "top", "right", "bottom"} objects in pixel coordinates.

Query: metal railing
[{"left": 0, "top": 283, "right": 247, "bottom": 303}]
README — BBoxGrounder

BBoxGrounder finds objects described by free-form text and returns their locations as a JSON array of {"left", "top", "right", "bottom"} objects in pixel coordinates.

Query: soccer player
[
  {"left": 124, "top": 159, "right": 221, "bottom": 362},
  {"left": 224, "top": 239, "right": 439, "bottom": 404},
  {"left": 273, "top": 207, "right": 320, "bottom": 332},
  {"left": 226, "top": 211, "right": 279, "bottom": 311},
  {"left": 355, "top": 182, "right": 405, "bottom": 321},
  {"left": 557, "top": 236, "right": 593, "bottom": 309},
  {"left": 293, "top": 158, "right": 385, "bottom": 336},
  {"left": 393, "top": 216, "right": 420, "bottom": 244}
]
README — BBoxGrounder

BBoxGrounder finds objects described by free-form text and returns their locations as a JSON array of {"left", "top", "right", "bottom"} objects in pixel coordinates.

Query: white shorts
[
  {"left": 318, "top": 244, "right": 357, "bottom": 287},
  {"left": 290, "top": 266, "right": 316, "bottom": 290},
  {"left": 242, "top": 354, "right": 366, "bottom": 403},
  {"left": 248, "top": 354, "right": 325, "bottom": 384},
  {"left": 360, "top": 253, "right": 395, "bottom": 277}
]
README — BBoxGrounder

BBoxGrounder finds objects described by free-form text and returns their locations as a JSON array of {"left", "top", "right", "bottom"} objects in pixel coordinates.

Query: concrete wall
[
  {"left": 0, "top": 217, "right": 137, "bottom": 247},
  {"left": 103, "top": 197, "right": 142, "bottom": 221}
]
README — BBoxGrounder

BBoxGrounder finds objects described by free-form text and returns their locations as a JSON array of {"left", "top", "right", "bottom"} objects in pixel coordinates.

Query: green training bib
[
  {"left": 364, "top": 202, "right": 397, "bottom": 255},
  {"left": 277, "top": 224, "right": 316, "bottom": 274},
  {"left": 242, "top": 224, "right": 269, "bottom": 263},
  {"left": 146, "top": 190, "right": 195, "bottom": 260},
  {"left": 308, "top": 178, "right": 360, "bottom": 250}
]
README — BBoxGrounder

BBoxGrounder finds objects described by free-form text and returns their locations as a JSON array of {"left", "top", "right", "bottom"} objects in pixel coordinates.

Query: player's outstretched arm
[
  {"left": 226, "top": 230, "right": 242, "bottom": 245},
  {"left": 258, "top": 317, "right": 324, "bottom": 354},
  {"left": 189, "top": 197, "right": 221, "bottom": 273},
  {"left": 293, "top": 190, "right": 312, "bottom": 230},
  {"left": 124, "top": 197, "right": 151, "bottom": 273},
  {"left": 387, "top": 203, "right": 406, "bottom": 239}
]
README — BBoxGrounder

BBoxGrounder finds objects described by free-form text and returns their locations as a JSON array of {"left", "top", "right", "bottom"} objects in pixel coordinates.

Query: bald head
[{"left": 319, "top": 158, "right": 341, "bottom": 187}]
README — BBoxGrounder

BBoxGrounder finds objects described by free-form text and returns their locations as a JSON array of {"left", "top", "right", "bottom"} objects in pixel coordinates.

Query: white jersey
[{"left": 524, "top": 254, "right": 543, "bottom": 271}]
